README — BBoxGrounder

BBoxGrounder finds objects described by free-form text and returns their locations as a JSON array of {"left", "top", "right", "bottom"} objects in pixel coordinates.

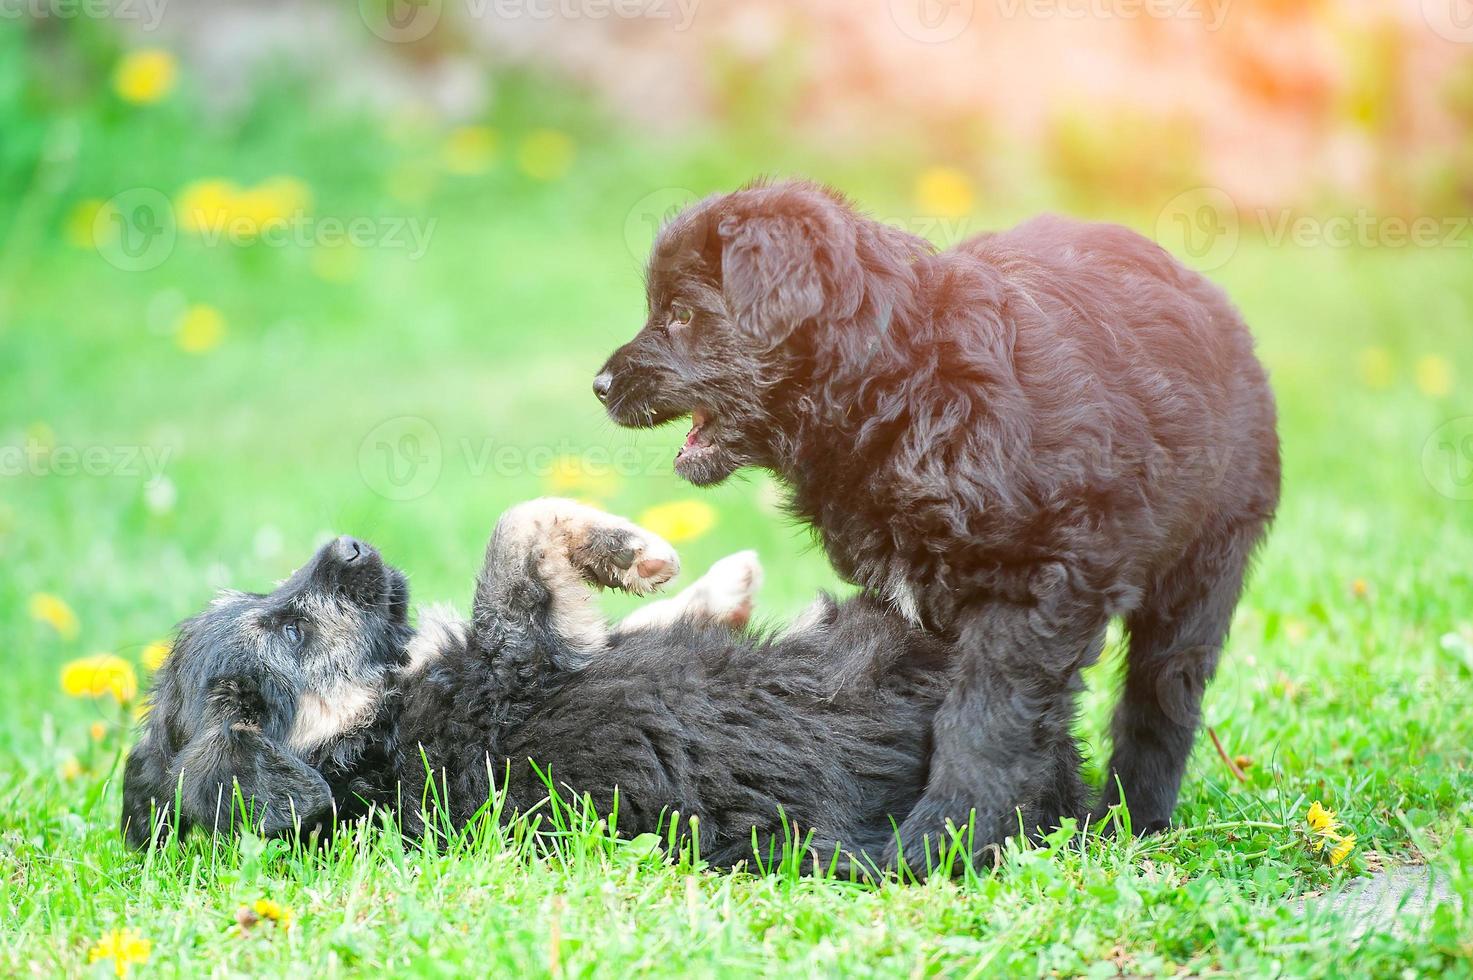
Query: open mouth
[{"left": 676, "top": 408, "right": 718, "bottom": 466}]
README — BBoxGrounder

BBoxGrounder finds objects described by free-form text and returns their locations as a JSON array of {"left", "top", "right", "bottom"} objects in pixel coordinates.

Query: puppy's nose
[
  {"left": 332, "top": 536, "right": 366, "bottom": 564},
  {"left": 592, "top": 372, "right": 613, "bottom": 404}
]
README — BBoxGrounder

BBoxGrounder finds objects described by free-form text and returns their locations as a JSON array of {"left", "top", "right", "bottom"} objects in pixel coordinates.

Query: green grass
[{"left": 3, "top": 56, "right": 1473, "bottom": 975}]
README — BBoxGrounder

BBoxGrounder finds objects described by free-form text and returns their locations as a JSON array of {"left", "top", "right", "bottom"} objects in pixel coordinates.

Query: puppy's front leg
[
  {"left": 891, "top": 570, "right": 1106, "bottom": 873},
  {"left": 473, "top": 498, "right": 680, "bottom": 657},
  {"left": 171, "top": 675, "right": 335, "bottom": 838}
]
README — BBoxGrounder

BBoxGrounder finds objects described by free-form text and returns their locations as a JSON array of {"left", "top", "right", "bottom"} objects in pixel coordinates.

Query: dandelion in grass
[
  {"left": 175, "top": 304, "right": 226, "bottom": 354},
  {"left": 234, "top": 177, "right": 312, "bottom": 238},
  {"left": 638, "top": 500, "right": 716, "bottom": 543},
  {"left": 175, "top": 179, "right": 239, "bottom": 235},
  {"left": 59, "top": 757, "right": 83, "bottom": 781},
  {"left": 90, "top": 721, "right": 108, "bottom": 742},
  {"left": 443, "top": 125, "right": 498, "bottom": 175},
  {"left": 1305, "top": 801, "right": 1357, "bottom": 867},
  {"left": 30, "top": 592, "right": 80, "bottom": 640},
  {"left": 517, "top": 129, "right": 576, "bottom": 181},
  {"left": 1414, "top": 355, "right": 1453, "bottom": 398},
  {"left": 142, "top": 641, "right": 171, "bottom": 673},
  {"left": 545, "top": 454, "right": 620, "bottom": 501},
  {"left": 1306, "top": 800, "right": 1338, "bottom": 835},
  {"left": 238, "top": 898, "right": 295, "bottom": 932},
  {"left": 61, "top": 654, "right": 138, "bottom": 704},
  {"left": 113, "top": 49, "right": 177, "bottom": 105},
  {"left": 914, "top": 166, "right": 975, "bottom": 219},
  {"left": 88, "top": 928, "right": 152, "bottom": 978}
]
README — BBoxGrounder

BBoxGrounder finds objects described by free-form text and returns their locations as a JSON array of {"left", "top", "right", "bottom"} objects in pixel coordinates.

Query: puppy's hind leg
[
  {"left": 617, "top": 550, "right": 763, "bottom": 633},
  {"left": 473, "top": 498, "right": 681, "bottom": 657},
  {"left": 1096, "top": 518, "right": 1264, "bottom": 834}
]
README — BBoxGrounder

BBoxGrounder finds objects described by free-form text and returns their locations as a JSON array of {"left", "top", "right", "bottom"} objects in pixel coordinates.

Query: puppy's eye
[
  {"left": 670, "top": 305, "right": 694, "bottom": 329},
  {"left": 282, "top": 622, "right": 302, "bottom": 647}
]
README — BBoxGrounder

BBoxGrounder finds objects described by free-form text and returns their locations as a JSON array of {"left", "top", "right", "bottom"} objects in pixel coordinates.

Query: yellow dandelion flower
[
  {"left": 234, "top": 176, "right": 312, "bottom": 237},
  {"left": 1414, "top": 355, "right": 1454, "bottom": 398},
  {"left": 1306, "top": 801, "right": 1337, "bottom": 833},
  {"left": 1329, "top": 833, "right": 1356, "bottom": 867},
  {"left": 1350, "top": 579, "right": 1369, "bottom": 600},
  {"left": 88, "top": 928, "right": 152, "bottom": 977},
  {"left": 442, "top": 125, "right": 498, "bottom": 176},
  {"left": 517, "top": 129, "right": 575, "bottom": 182},
  {"left": 30, "top": 592, "right": 80, "bottom": 640},
  {"left": 65, "top": 199, "right": 115, "bottom": 249},
  {"left": 60, "top": 757, "right": 83, "bottom": 781},
  {"left": 176, "top": 304, "right": 226, "bottom": 354},
  {"left": 253, "top": 898, "right": 295, "bottom": 929},
  {"left": 113, "top": 49, "right": 177, "bottom": 105},
  {"left": 90, "top": 721, "right": 108, "bottom": 742},
  {"left": 1357, "top": 347, "right": 1394, "bottom": 390},
  {"left": 141, "top": 641, "right": 171, "bottom": 673},
  {"left": 544, "top": 454, "right": 620, "bottom": 500},
  {"left": 914, "top": 166, "right": 975, "bottom": 219},
  {"left": 175, "top": 179, "right": 240, "bottom": 236},
  {"left": 61, "top": 653, "right": 139, "bottom": 704},
  {"left": 637, "top": 500, "right": 717, "bottom": 543}
]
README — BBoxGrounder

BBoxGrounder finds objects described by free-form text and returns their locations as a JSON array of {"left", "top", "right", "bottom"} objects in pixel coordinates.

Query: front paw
[{"left": 887, "top": 798, "right": 1001, "bottom": 877}]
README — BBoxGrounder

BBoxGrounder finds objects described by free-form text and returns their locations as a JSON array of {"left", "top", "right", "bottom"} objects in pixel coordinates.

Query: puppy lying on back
[{"left": 124, "top": 500, "right": 956, "bottom": 870}]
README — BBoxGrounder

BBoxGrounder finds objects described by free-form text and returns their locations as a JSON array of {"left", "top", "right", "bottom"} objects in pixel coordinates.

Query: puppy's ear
[
  {"left": 718, "top": 214, "right": 828, "bottom": 345},
  {"left": 171, "top": 674, "right": 334, "bottom": 838},
  {"left": 712, "top": 191, "right": 860, "bottom": 343}
]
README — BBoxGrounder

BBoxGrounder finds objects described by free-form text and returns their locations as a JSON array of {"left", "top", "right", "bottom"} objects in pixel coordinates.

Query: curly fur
[
  {"left": 595, "top": 178, "right": 1282, "bottom": 864},
  {"left": 123, "top": 501, "right": 953, "bottom": 873}
]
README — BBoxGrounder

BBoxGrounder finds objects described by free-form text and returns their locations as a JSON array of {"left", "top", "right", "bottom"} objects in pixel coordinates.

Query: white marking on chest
[
  {"left": 886, "top": 575, "right": 923, "bottom": 627},
  {"left": 288, "top": 682, "right": 378, "bottom": 753}
]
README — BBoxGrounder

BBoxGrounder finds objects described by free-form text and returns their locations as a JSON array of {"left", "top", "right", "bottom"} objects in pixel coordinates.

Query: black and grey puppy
[
  {"left": 123, "top": 499, "right": 952, "bottom": 871},
  {"left": 594, "top": 179, "right": 1281, "bottom": 864},
  {"left": 122, "top": 537, "right": 412, "bottom": 847}
]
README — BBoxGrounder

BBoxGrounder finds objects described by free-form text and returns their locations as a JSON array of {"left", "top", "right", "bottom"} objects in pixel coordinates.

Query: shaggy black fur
[
  {"left": 123, "top": 506, "right": 954, "bottom": 872},
  {"left": 595, "top": 179, "right": 1282, "bottom": 864},
  {"left": 121, "top": 536, "right": 411, "bottom": 847}
]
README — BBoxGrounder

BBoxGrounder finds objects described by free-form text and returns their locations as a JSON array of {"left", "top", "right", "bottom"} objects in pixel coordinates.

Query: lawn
[{"left": 3, "top": 55, "right": 1473, "bottom": 977}]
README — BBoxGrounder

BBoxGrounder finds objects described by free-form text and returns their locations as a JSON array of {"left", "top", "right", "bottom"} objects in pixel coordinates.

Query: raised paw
[
  {"left": 680, "top": 550, "right": 762, "bottom": 628},
  {"left": 566, "top": 512, "right": 680, "bottom": 596}
]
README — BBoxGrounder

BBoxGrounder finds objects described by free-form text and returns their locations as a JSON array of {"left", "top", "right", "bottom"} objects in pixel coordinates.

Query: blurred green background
[{"left": 2, "top": 0, "right": 1471, "bottom": 852}]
